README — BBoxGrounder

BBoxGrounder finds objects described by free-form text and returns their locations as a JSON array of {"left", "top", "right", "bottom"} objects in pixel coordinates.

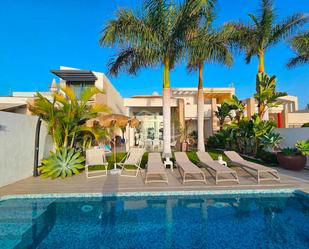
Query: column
[
  {"left": 277, "top": 113, "right": 282, "bottom": 128},
  {"left": 211, "top": 98, "right": 218, "bottom": 134},
  {"left": 246, "top": 97, "right": 256, "bottom": 118},
  {"left": 282, "top": 108, "right": 289, "bottom": 128}
]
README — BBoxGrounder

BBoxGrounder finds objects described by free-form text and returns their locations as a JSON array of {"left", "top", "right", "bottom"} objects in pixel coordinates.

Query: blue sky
[{"left": 0, "top": 0, "right": 308, "bottom": 108}]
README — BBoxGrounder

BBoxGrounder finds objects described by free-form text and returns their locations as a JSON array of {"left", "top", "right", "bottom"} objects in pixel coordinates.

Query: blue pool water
[{"left": 0, "top": 192, "right": 309, "bottom": 249}]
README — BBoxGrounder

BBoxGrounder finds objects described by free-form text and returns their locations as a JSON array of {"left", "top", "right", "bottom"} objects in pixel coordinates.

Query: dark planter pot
[{"left": 277, "top": 152, "right": 307, "bottom": 171}]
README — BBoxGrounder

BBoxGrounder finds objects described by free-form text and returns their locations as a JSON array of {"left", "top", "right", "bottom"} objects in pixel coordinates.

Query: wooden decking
[{"left": 1, "top": 167, "right": 309, "bottom": 197}]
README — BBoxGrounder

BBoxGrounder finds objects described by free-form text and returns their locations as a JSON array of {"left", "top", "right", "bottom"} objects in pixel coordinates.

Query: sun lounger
[
  {"left": 224, "top": 151, "right": 280, "bottom": 183},
  {"left": 174, "top": 152, "right": 207, "bottom": 184},
  {"left": 196, "top": 151, "right": 239, "bottom": 184},
  {"left": 145, "top": 153, "right": 168, "bottom": 184},
  {"left": 117, "top": 148, "right": 145, "bottom": 177},
  {"left": 85, "top": 148, "right": 108, "bottom": 178}
]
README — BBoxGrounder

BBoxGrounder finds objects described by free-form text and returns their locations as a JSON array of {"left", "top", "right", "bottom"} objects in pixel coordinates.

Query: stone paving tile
[{"left": 1, "top": 167, "right": 309, "bottom": 197}]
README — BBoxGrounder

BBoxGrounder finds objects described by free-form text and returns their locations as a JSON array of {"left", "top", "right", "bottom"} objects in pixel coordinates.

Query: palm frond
[
  {"left": 270, "top": 13, "right": 308, "bottom": 46},
  {"left": 108, "top": 46, "right": 159, "bottom": 76},
  {"left": 100, "top": 8, "right": 157, "bottom": 47},
  {"left": 287, "top": 30, "right": 309, "bottom": 68}
]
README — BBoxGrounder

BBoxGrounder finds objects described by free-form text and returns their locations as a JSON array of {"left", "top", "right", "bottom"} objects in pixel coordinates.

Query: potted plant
[{"left": 277, "top": 140, "right": 309, "bottom": 171}]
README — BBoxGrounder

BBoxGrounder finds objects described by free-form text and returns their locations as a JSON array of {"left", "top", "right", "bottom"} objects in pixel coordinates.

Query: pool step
[{"left": 0, "top": 201, "right": 56, "bottom": 249}]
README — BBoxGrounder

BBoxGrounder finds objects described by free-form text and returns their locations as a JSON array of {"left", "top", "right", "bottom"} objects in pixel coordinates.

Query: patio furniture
[
  {"left": 196, "top": 151, "right": 239, "bottom": 184},
  {"left": 224, "top": 151, "right": 281, "bottom": 183},
  {"left": 174, "top": 152, "right": 207, "bottom": 184},
  {"left": 85, "top": 148, "right": 108, "bottom": 178},
  {"left": 171, "top": 140, "right": 177, "bottom": 150},
  {"left": 117, "top": 148, "right": 146, "bottom": 177},
  {"left": 145, "top": 153, "right": 168, "bottom": 184}
]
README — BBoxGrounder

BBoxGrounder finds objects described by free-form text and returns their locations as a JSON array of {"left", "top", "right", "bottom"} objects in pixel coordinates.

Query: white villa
[{"left": 0, "top": 66, "right": 308, "bottom": 151}]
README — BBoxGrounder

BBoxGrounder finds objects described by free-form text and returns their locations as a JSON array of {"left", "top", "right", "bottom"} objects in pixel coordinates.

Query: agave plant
[
  {"left": 40, "top": 148, "right": 85, "bottom": 179},
  {"left": 260, "top": 131, "right": 283, "bottom": 151}
]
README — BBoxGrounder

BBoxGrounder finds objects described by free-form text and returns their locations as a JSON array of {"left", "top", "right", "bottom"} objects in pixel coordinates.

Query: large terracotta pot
[{"left": 277, "top": 152, "right": 307, "bottom": 171}]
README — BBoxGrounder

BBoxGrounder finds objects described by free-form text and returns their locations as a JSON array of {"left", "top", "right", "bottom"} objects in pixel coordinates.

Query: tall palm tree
[
  {"left": 287, "top": 30, "right": 309, "bottom": 68},
  {"left": 187, "top": 3, "right": 232, "bottom": 151},
  {"left": 100, "top": 0, "right": 209, "bottom": 155},
  {"left": 226, "top": 0, "right": 307, "bottom": 117},
  {"left": 227, "top": 0, "right": 307, "bottom": 73}
]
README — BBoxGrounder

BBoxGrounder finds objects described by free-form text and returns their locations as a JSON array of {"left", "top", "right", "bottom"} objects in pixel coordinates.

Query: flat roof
[
  {"left": 50, "top": 70, "right": 97, "bottom": 82},
  {"left": 0, "top": 103, "right": 26, "bottom": 111}
]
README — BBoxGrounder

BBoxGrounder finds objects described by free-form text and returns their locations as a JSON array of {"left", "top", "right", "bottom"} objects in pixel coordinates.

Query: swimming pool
[{"left": 0, "top": 190, "right": 309, "bottom": 249}]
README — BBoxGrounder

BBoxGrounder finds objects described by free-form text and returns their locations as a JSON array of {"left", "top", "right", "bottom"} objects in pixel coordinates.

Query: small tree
[
  {"left": 214, "top": 102, "right": 232, "bottom": 130},
  {"left": 28, "top": 85, "right": 110, "bottom": 150},
  {"left": 254, "top": 73, "right": 287, "bottom": 119},
  {"left": 224, "top": 95, "right": 245, "bottom": 125}
]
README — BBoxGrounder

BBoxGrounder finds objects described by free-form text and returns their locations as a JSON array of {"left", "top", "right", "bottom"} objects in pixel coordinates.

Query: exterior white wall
[
  {"left": 185, "top": 104, "right": 212, "bottom": 119},
  {"left": 102, "top": 74, "right": 125, "bottom": 114},
  {"left": 275, "top": 127, "right": 309, "bottom": 166},
  {"left": 0, "top": 112, "right": 53, "bottom": 187},
  {"left": 288, "top": 112, "right": 309, "bottom": 127},
  {"left": 124, "top": 98, "right": 178, "bottom": 107}
]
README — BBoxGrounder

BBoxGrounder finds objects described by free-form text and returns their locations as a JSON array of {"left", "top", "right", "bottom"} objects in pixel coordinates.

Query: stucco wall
[
  {"left": 275, "top": 128, "right": 309, "bottom": 166},
  {"left": 288, "top": 112, "right": 309, "bottom": 127},
  {"left": 0, "top": 111, "right": 52, "bottom": 187}
]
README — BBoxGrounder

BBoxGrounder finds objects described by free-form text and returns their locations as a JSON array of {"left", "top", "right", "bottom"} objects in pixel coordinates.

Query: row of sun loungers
[{"left": 85, "top": 148, "right": 280, "bottom": 184}]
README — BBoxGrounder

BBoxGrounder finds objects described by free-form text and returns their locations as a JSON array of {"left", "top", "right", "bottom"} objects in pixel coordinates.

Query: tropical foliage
[
  {"left": 214, "top": 102, "right": 233, "bottom": 130},
  {"left": 226, "top": 0, "right": 307, "bottom": 117},
  {"left": 295, "top": 140, "right": 309, "bottom": 155},
  {"left": 100, "top": 0, "right": 210, "bottom": 155},
  {"left": 28, "top": 85, "right": 110, "bottom": 150},
  {"left": 226, "top": 0, "right": 307, "bottom": 74},
  {"left": 287, "top": 31, "right": 309, "bottom": 68},
  {"left": 254, "top": 73, "right": 287, "bottom": 119},
  {"left": 28, "top": 85, "right": 110, "bottom": 179},
  {"left": 207, "top": 114, "right": 278, "bottom": 156},
  {"left": 40, "top": 148, "right": 85, "bottom": 179}
]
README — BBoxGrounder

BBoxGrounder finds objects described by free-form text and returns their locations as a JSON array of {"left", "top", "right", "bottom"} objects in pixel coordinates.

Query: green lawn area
[{"left": 88, "top": 148, "right": 276, "bottom": 171}]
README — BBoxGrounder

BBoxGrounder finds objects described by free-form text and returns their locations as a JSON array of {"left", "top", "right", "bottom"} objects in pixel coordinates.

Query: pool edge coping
[{"left": 1, "top": 188, "right": 305, "bottom": 202}]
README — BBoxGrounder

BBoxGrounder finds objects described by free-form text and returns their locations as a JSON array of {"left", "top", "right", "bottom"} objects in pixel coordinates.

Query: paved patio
[{"left": 1, "top": 166, "right": 309, "bottom": 197}]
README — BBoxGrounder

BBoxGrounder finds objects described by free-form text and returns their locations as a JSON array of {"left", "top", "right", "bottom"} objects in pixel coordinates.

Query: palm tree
[
  {"left": 187, "top": 2, "right": 232, "bottom": 151},
  {"left": 214, "top": 102, "right": 233, "bottom": 130},
  {"left": 100, "top": 0, "right": 209, "bottom": 155},
  {"left": 287, "top": 30, "right": 309, "bottom": 68},
  {"left": 226, "top": 0, "right": 307, "bottom": 117},
  {"left": 28, "top": 85, "right": 110, "bottom": 150},
  {"left": 227, "top": 0, "right": 307, "bottom": 73}
]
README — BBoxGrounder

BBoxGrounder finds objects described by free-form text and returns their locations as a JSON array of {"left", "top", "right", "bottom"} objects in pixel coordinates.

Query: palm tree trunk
[
  {"left": 197, "top": 63, "right": 205, "bottom": 152},
  {"left": 258, "top": 50, "right": 265, "bottom": 74},
  {"left": 257, "top": 50, "right": 265, "bottom": 118},
  {"left": 163, "top": 58, "right": 171, "bottom": 156}
]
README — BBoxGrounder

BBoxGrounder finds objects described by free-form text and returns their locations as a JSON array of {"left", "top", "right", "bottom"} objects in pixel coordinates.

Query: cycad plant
[
  {"left": 287, "top": 31, "right": 309, "bottom": 68},
  {"left": 100, "top": 0, "right": 209, "bottom": 155},
  {"left": 187, "top": 0, "right": 232, "bottom": 151}
]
